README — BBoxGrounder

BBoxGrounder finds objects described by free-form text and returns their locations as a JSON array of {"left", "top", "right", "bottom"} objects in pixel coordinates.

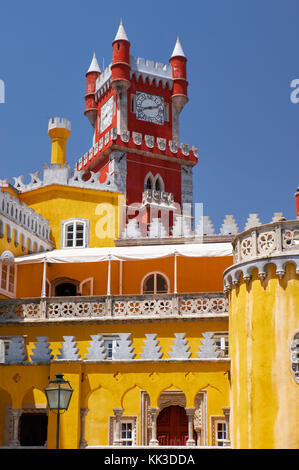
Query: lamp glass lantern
[{"left": 45, "top": 373, "right": 73, "bottom": 449}]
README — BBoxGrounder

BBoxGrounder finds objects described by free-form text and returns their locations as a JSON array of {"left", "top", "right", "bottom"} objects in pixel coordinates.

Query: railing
[
  {"left": 233, "top": 219, "right": 299, "bottom": 264},
  {"left": 0, "top": 292, "right": 228, "bottom": 322}
]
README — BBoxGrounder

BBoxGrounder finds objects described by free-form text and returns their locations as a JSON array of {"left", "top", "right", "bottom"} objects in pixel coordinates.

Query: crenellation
[{"left": 48, "top": 117, "right": 71, "bottom": 132}]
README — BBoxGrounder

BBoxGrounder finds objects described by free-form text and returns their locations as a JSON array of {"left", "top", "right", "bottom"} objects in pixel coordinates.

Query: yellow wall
[
  {"left": 0, "top": 318, "right": 229, "bottom": 448},
  {"left": 229, "top": 264, "right": 299, "bottom": 449},
  {"left": 19, "top": 186, "right": 124, "bottom": 249}
]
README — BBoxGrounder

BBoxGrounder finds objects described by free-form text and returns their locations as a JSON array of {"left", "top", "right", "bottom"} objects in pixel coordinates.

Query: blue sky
[{"left": 1, "top": 0, "right": 299, "bottom": 233}]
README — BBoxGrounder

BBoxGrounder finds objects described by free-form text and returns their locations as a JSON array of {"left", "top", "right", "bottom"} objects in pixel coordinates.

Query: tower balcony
[
  {"left": 142, "top": 189, "right": 174, "bottom": 207},
  {"left": 0, "top": 292, "right": 228, "bottom": 323}
]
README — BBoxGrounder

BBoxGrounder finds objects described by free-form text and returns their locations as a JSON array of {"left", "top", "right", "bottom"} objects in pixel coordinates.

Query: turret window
[{"left": 61, "top": 219, "right": 89, "bottom": 249}]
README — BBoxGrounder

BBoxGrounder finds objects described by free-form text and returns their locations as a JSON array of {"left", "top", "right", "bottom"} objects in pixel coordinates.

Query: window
[
  {"left": 61, "top": 219, "right": 89, "bottom": 249},
  {"left": 216, "top": 421, "right": 227, "bottom": 446},
  {"left": 211, "top": 417, "right": 228, "bottom": 446},
  {"left": 142, "top": 272, "right": 169, "bottom": 294},
  {"left": 121, "top": 422, "right": 134, "bottom": 446},
  {"left": 144, "top": 173, "right": 154, "bottom": 191},
  {"left": 0, "top": 261, "right": 16, "bottom": 298},
  {"left": 154, "top": 175, "right": 164, "bottom": 192},
  {"left": 214, "top": 333, "right": 229, "bottom": 357},
  {"left": 103, "top": 336, "right": 120, "bottom": 360},
  {"left": 109, "top": 416, "right": 137, "bottom": 445}
]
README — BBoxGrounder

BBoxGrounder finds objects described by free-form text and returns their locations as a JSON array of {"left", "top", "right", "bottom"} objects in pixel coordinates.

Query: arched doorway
[{"left": 157, "top": 405, "right": 195, "bottom": 446}]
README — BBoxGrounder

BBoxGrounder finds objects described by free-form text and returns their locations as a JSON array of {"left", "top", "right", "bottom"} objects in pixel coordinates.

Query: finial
[
  {"left": 87, "top": 52, "right": 101, "bottom": 74},
  {"left": 114, "top": 18, "right": 129, "bottom": 42},
  {"left": 170, "top": 36, "right": 186, "bottom": 58}
]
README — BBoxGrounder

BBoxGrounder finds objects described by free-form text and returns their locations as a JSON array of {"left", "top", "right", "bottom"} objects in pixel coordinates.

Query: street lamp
[{"left": 45, "top": 373, "right": 73, "bottom": 449}]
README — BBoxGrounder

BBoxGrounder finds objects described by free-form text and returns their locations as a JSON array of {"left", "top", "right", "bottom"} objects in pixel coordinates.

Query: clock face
[
  {"left": 136, "top": 92, "right": 164, "bottom": 125},
  {"left": 100, "top": 96, "right": 114, "bottom": 133}
]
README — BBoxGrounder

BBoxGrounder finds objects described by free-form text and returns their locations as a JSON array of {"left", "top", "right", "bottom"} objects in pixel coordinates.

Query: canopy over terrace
[{"left": 14, "top": 243, "right": 233, "bottom": 297}]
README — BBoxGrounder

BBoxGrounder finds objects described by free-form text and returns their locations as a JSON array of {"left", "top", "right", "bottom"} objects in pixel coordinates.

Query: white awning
[{"left": 15, "top": 242, "right": 233, "bottom": 265}]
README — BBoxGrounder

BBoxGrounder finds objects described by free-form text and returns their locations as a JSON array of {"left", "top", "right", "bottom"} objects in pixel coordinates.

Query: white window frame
[
  {"left": 61, "top": 219, "right": 89, "bottom": 249},
  {"left": 213, "top": 333, "right": 229, "bottom": 357},
  {"left": 0, "top": 262, "right": 17, "bottom": 298},
  {"left": 102, "top": 335, "right": 120, "bottom": 360},
  {"left": 120, "top": 420, "right": 135, "bottom": 446},
  {"left": 109, "top": 416, "right": 137, "bottom": 446},
  {"left": 211, "top": 416, "right": 227, "bottom": 446}
]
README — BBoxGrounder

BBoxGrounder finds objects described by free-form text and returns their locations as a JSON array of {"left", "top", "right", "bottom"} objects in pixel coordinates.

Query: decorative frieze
[
  {"left": 168, "top": 333, "right": 191, "bottom": 359},
  {"left": 140, "top": 334, "right": 163, "bottom": 360},
  {"left": 30, "top": 336, "right": 53, "bottom": 363},
  {"left": 197, "top": 332, "right": 220, "bottom": 359},
  {"left": 57, "top": 336, "right": 81, "bottom": 360}
]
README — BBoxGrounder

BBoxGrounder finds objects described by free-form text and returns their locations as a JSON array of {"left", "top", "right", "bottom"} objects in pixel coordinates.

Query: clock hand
[{"left": 142, "top": 105, "right": 159, "bottom": 110}]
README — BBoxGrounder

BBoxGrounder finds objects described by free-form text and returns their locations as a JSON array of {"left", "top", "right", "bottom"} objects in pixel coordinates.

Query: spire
[
  {"left": 87, "top": 52, "right": 101, "bottom": 74},
  {"left": 171, "top": 36, "right": 186, "bottom": 58},
  {"left": 114, "top": 18, "right": 129, "bottom": 42}
]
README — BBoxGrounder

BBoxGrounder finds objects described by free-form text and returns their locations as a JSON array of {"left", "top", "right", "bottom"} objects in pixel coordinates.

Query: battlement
[
  {"left": 95, "top": 64, "right": 112, "bottom": 98},
  {"left": 95, "top": 55, "right": 174, "bottom": 98},
  {"left": 48, "top": 117, "right": 71, "bottom": 132},
  {"left": 76, "top": 128, "right": 198, "bottom": 171}
]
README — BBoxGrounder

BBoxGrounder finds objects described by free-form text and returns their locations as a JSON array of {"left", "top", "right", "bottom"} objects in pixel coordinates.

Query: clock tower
[{"left": 80, "top": 20, "right": 198, "bottom": 235}]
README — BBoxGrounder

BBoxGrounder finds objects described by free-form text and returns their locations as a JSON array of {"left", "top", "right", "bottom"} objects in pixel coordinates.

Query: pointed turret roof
[
  {"left": 114, "top": 18, "right": 129, "bottom": 42},
  {"left": 170, "top": 36, "right": 186, "bottom": 58},
  {"left": 87, "top": 52, "right": 101, "bottom": 74}
]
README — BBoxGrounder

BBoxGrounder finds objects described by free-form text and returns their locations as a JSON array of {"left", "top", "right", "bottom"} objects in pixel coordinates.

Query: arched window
[
  {"left": 144, "top": 173, "right": 154, "bottom": 191},
  {"left": 61, "top": 219, "right": 89, "bottom": 249},
  {"left": 0, "top": 250, "right": 16, "bottom": 298},
  {"left": 142, "top": 272, "right": 169, "bottom": 294},
  {"left": 154, "top": 174, "right": 164, "bottom": 192}
]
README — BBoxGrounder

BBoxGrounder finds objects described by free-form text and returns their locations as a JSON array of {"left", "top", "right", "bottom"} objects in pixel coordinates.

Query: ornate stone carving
[
  {"left": 197, "top": 332, "right": 221, "bottom": 358},
  {"left": 30, "top": 336, "right": 53, "bottom": 363},
  {"left": 157, "top": 137, "right": 166, "bottom": 151},
  {"left": 290, "top": 331, "right": 299, "bottom": 384},
  {"left": 145, "top": 135, "right": 155, "bottom": 148},
  {"left": 132, "top": 132, "right": 142, "bottom": 145},
  {"left": 113, "top": 333, "right": 135, "bottom": 360},
  {"left": 57, "top": 336, "right": 80, "bottom": 360},
  {"left": 168, "top": 333, "right": 191, "bottom": 359},
  {"left": 140, "top": 334, "right": 163, "bottom": 360},
  {"left": 257, "top": 231, "right": 276, "bottom": 254},
  {"left": 169, "top": 140, "right": 178, "bottom": 153}
]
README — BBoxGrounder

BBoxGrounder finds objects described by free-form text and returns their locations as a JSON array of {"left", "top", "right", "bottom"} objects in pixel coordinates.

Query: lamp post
[{"left": 45, "top": 373, "right": 73, "bottom": 449}]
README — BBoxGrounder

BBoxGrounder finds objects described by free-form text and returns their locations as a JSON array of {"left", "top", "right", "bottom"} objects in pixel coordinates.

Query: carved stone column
[
  {"left": 10, "top": 408, "right": 22, "bottom": 447},
  {"left": 79, "top": 408, "right": 89, "bottom": 449},
  {"left": 149, "top": 407, "right": 159, "bottom": 446},
  {"left": 113, "top": 408, "right": 124, "bottom": 445},
  {"left": 185, "top": 407, "right": 196, "bottom": 446},
  {"left": 222, "top": 407, "right": 230, "bottom": 446}
]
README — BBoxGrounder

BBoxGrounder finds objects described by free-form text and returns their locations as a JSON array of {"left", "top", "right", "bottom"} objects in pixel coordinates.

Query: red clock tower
[{"left": 80, "top": 20, "right": 198, "bottom": 236}]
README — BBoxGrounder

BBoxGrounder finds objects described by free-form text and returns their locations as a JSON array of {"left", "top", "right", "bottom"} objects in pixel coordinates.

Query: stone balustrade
[
  {"left": 223, "top": 219, "right": 299, "bottom": 290},
  {"left": 0, "top": 191, "right": 51, "bottom": 241},
  {"left": 142, "top": 189, "right": 174, "bottom": 207},
  {"left": 0, "top": 292, "right": 228, "bottom": 323},
  {"left": 232, "top": 219, "right": 299, "bottom": 264}
]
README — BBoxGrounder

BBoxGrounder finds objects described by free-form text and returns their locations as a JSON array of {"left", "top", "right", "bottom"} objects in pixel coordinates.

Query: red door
[{"left": 157, "top": 405, "right": 194, "bottom": 446}]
